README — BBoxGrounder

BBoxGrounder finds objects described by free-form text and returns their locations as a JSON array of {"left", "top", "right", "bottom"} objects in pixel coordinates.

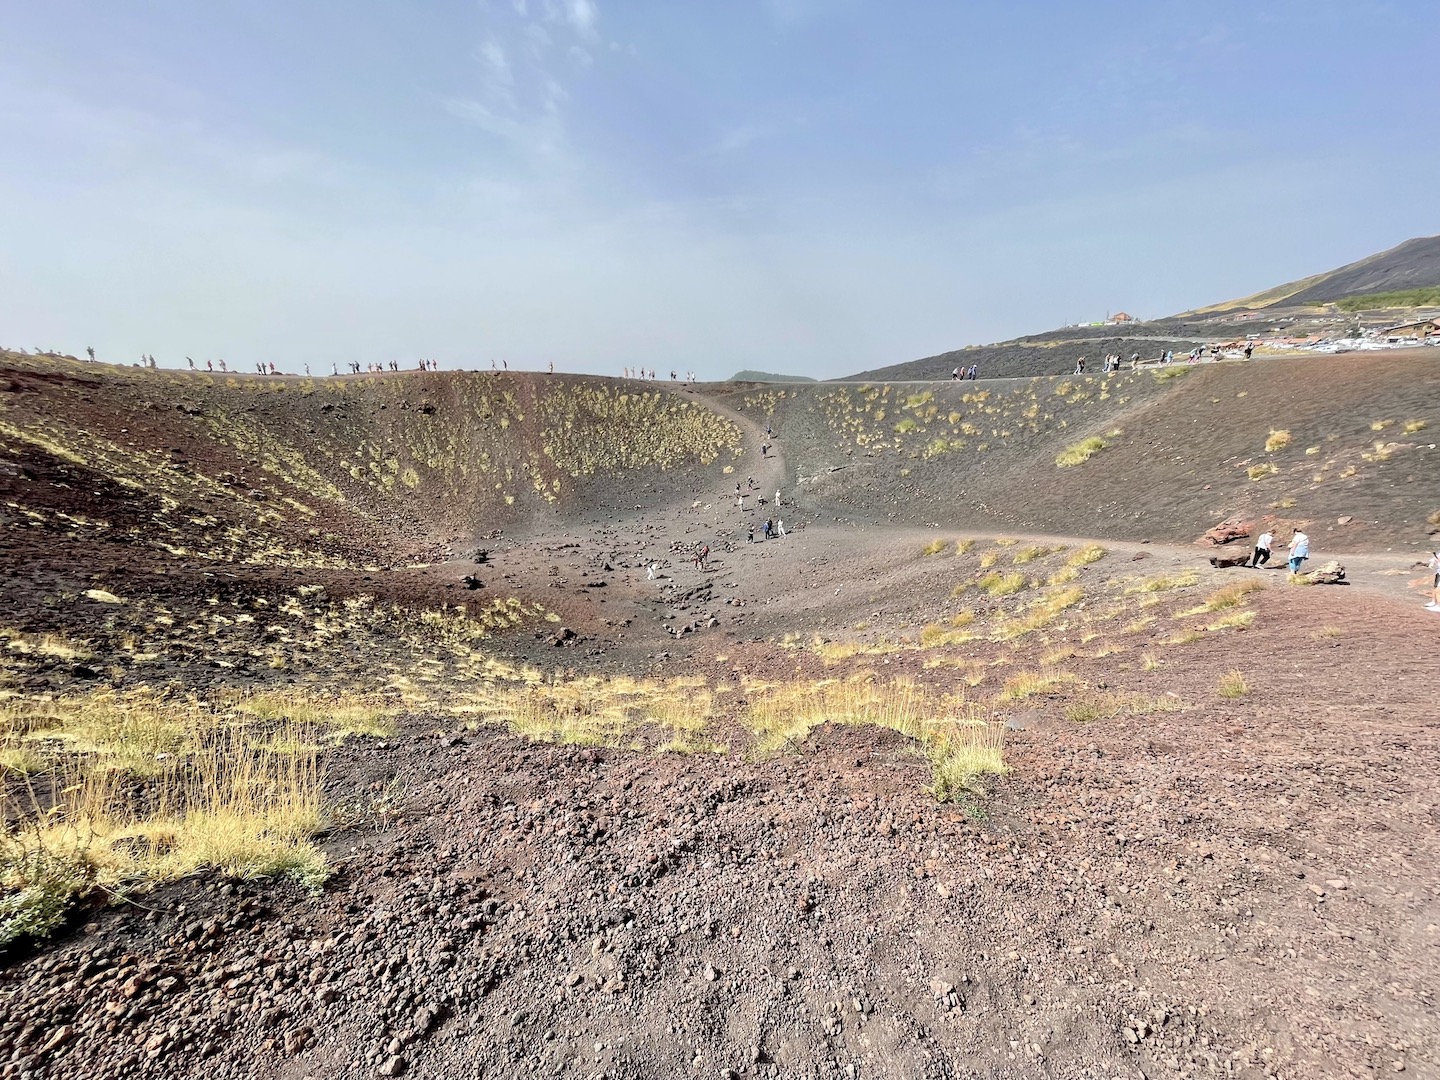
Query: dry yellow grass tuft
[
  {"left": 919, "top": 621, "right": 978, "bottom": 649},
  {"left": 999, "top": 670, "right": 1078, "bottom": 701},
  {"left": 1217, "top": 670, "right": 1249, "bottom": 698},
  {"left": 0, "top": 682, "right": 405, "bottom": 934},
  {"left": 1046, "top": 566, "right": 1080, "bottom": 586},
  {"left": 1206, "top": 610, "right": 1256, "bottom": 631},
  {"left": 1362, "top": 442, "right": 1397, "bottom": 462},
  {"left": 1403, "top": 419, "right": 1427, "bottom": 434},
  {"left": 1248, "top": 464, "right": 1279, "bottom": 481},
  {"left": 1055, "top": 437, "right": 1107, "bottom": 467},
  {"left": 1, "top": 690, "right": 344, "bottom": 944},
  {"left": 977, "top": 571, "right": 1027, "bottom": 597},
  {"left": 742, "top": 676, "right": 1005, "bottom": 798},
  {"left": 1065, "top": 691, "right": 1183, "bottom": 723},
  {"left": 1179, "top": 579, "right": 1263, "bottom": 616},
  {"left": 1129, "top": 570, "right": 1199, "bottom": 594},
  {"left": 1066, "top": 544, "right": 1107, "bottom": 567},
  {"left": 1264, "top": 430, "right": 1292, "bottom": 452}
]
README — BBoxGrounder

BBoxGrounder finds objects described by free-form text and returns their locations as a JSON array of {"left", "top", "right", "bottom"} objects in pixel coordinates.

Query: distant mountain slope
[
  {"left": 1189, "top": 234, "right": 1440, "bottom": 313},
  {"left": 840, "top": 333, "right": 1204, "bottom": 383},
  {"left": 729, "top": 369, "right": 817, "bottom": 383},
  {"left": 1282, "top": 235, "right": 1440, "bottom": 305},
  {"left": 846, "top": 235, "right": 1439, "bottom": 383}
]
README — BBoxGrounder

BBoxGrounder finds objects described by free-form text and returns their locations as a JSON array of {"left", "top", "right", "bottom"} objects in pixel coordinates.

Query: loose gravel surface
[{"left": 3, "top": 581, "right": 1438, "bottom": 1080}]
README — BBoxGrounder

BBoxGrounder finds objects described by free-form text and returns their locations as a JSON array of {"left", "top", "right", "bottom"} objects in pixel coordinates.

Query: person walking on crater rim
[
  {"left": 1250, "top": 529, "right": 1274, "bottom": 569},
  {"left": 1424, "top": 550, "right": 1440, "bottom": 612},
  {"left": 1286, "top": 529, "right": 1310, "bottom": 576},
  {"left": 952, "top": 367, "right": 960, "bottom": 380}
]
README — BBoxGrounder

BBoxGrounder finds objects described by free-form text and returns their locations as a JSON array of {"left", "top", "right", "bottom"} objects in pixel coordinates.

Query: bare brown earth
[{"left": 1, "top": 351, "right": 1439, "bottom": 1079}]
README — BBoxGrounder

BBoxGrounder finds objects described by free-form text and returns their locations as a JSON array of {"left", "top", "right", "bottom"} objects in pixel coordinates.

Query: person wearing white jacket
[
  {"left": 1426, "top": 551, "right": 1440, "bottom": 612},
  {"left": 1287, "top": 530, "right": 1310, "bottom": 575}
]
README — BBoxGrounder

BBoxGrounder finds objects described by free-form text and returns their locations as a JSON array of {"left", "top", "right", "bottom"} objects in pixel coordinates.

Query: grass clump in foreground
[
  {"left": 1179, "top": 579, "right": 1264, "bottom": 616},
  {"left": 741, "top": 675, "right": 1005, "bottom": 799},
  {"left": 462, "top": 666, "right": 1006, "bottom": 800},
  {"left": 1065, "top": 691, "right": 1183, "bottom": 724},
  {"left": 1265, "top": 429, "right": 1292, "bottom": 452},
  {"left": 1129, "top": 569, "right": 1199, "bottom": 594},
  {"left": 1055, "top": 437, "right": 1107, "bottom": 467},
  {"left": 1066, "top": 543, "right": 1107, "bottom": 566},
  {"left": 456, "top": 673, "right": 723, "bottom": 753},
  {"left": 0, "top": 686, "right": 401, "bottom": 945},
  {"left": 977, "top": 571, "right": 1027, "bottom": 597},
  {"left": 1218, "top": 671, "right": 1249, "bottom": 699},
  {"left": 1000, "top": 670, "right": 1078, "bottom": 701},
  {"left": 2, "top": 719, "right": 329, "bottom": 946}
]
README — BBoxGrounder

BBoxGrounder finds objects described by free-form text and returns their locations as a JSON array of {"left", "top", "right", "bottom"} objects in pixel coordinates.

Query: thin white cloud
[
  {"left": 444, "top": 96, "right": 564, "bottom": 159},
  {"left": 564, "top": 0, "right": 598, "bottom": 36},
  {"left": 476, "top": 38, "right": 515, "bottom": 98},
  {"left": 706, "top": 124, "right": 773, "bottom": 156},
  {"left": 451, "top": 0, "right": 603, "bottom": 165},
  {"left": 766, "top": 0, "right": 852, "bottom": 28},
  {"left": 524, "top": 22, "right": 553, "bottom": 55}
]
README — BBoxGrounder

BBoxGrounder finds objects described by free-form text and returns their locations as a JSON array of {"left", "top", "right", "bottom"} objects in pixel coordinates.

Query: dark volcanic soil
[{"left": 4, "top": 582, "right": 1439, "bottom": 1080}]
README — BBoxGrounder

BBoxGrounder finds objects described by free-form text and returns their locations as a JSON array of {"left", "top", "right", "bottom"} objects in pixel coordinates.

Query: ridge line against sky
[{"left": 0, "top": 0, "right": 1436, "bottom": 378}]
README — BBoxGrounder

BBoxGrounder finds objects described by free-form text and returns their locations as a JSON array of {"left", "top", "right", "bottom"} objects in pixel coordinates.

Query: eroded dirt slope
[{"left": 721, "top": 351, "right": 1439, "bottom": 550}]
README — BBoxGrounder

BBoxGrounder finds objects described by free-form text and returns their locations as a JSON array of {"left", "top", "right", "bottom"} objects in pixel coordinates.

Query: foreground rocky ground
[{"left": 3, "top": 577, "right": 1437, "bottom": 1080}]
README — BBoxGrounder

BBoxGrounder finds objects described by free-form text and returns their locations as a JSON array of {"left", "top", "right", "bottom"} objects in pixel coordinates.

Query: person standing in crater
[
  {"left": 1286, "top": 529, "right": 1310, "bottom": 575},
  {"left": 1250, "top": 529, "right": 1274, "bottom": 568}
]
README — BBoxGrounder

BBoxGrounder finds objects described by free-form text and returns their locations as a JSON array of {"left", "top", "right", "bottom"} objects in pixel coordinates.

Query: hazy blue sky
[{"left": 1, "top": 1, "right": 1435, "bottom": 378}]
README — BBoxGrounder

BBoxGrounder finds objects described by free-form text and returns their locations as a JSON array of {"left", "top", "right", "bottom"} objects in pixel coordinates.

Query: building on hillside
[
  {"left": 1381, "top": 318, "right": 1439, "bottom": 340},
  {"left": 1106, "top": 312, "right": 1135, "bottom": 325}
]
